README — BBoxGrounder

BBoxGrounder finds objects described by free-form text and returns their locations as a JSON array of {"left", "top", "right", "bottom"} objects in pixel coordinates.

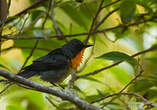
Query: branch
[
  {"left": 41, "top": 0, "right": 52, "bottom": 29},
  {"left": 0, "top": 82, "right": 13, "bottom": 94},
  {"left": 91, "top": 92, "right": 154, "bottom": 109},
  {"left": 50, "top": 0, "right": 65, "bottom": 41},
  {"left": 0, "top": 0, "right": 8, "bottom": 54},
  {"left": 2, "top": 32, "right": 88, "bottom": 40},
  {"left": 77, "top": 45, "right": 157, "bottom": 78},
  {"left": 3, "top": 14, "right": 157, "bottom": 40},
  {"left": 0, "top": 46, "right": 51, "bottom": 53},
  {"left": 84, "top": 0, "right": 105, "bottom": 44},
  {"left": 23, "top": 12, "right": 45, "bottom": 33},
  {"left": 101, "top": 69, "right": 143, "bottom": 108},
  {"left": 0, "top": 69, "right": 101, "bottom": 110},
  {"left": 46, "top": 96, "right": 63, "bottom": 110},
  {"left": 5, "top": 0, "right": 49, "bottom": 24},
  {"left": 102, "top": 0, "right": 121, "bottom": 9},
  {"left": 2, "top": 12, "right": 45, "bottom": 40},
  {"left": 91, "top": 92, "right": 147, "bottom": 104},
  {"left": 19, "top": 40, "right": 39, "bottom": 72},
  {"left": 93, "top": 8, "right": 119, "bottom": 31}
]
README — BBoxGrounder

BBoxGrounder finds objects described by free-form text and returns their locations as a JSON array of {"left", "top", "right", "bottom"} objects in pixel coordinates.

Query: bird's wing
[
  {"left": 34, "top": 48, "right": 62, "bottom": 62},
  {"left": 24, "top": 51, "right": 71, "bottom": 72}
]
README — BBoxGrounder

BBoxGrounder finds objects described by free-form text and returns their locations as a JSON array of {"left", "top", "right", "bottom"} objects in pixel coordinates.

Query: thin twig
[
  {"left": 84, "top": 0, "right": 105, "bottom": 44},
  {"left": 4, "top": 17, "right": 22, "bottom": 33},
  {"left": 3, "top": 14, "right": 157, "bottom": 40},
  {"left": 50, "top": 0, "right": 65, "bottom": 41},
  {"left": 3, "top": 12, "right": 45, "bottom": 40},
  {"left": 91, "top": 92, "right": 148, "bottom": 104},
  {"left": 23, "top": 12, "right": 45, "bottom": 33},
  {"left": 7, "top": 0, "right": 11, "bottom": 11},
  {"left": 0, "top": 69, "right": 101, "bottom": 110},
  {"left": 120, "top": 70, "right": 143, "bottom": 93},
  {"left": 0, "top": 82, "right": 14, "bottom": 94},
  {"left": 2, "top": 32, "right": 88, "bottom": 40},
  {"left": 102, "top": 0, "right": 121, "bottom": 9},
  {"left": 18, "top": 14, "right": 30, "bottom": 34},
  {"left": 6, "top": 0, "right": 49, "bottom": 24},
  {"left": 93, "top": 8, "right": 119, "bottom": 31},
  {"left": 77, "top": 45, "right": 157, "bottom": 78},
  {"left": 0, "top": 46, "right": 51, "bottom": 53},
  {"left": 68, "top": 70, "right": 77, "bottom": 92},
  {"left": 46, "top": 96, "right": 63, "bottom": 110},
  {"left": 0, "top": 0, "right": 8, "bottom": 55},
  {"left": 42, "top": 0, "right": 52, "bottom": 29},
  {"left": 19, "top": 40, "right": 39, "bottom": 72},
  {"left": 101, "top": 69, "right": 143, "bottom": 108}
]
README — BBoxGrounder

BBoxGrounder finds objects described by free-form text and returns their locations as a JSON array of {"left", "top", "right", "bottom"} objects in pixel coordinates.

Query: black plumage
[{"left": 17, "top": 39, "right": 92, "bottom": 83}]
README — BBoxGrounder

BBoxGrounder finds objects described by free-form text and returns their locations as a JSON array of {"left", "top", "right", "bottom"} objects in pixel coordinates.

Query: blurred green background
[{"left": 1, "top": 0, "right": 157, "bottom": 110}]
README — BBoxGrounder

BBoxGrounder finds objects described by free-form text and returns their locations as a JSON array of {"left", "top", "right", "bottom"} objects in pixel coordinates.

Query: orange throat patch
[{"left": 71, "top": 49, "right": 85, "bottom": 70}]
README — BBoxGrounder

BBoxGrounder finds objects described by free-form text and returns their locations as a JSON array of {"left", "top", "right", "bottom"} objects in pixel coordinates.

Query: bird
[{"left": 17, "top": 39, "right": 93, "bottom": 85}]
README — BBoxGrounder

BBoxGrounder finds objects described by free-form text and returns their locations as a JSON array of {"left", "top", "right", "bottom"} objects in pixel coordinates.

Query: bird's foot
[{"left": 50, "top": 82, "right": 65, "bottom": 89}]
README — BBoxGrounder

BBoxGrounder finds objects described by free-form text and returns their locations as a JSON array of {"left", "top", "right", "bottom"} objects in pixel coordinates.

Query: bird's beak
[{"left": 84, "top": 44, "right": 93, "bottom": 48}]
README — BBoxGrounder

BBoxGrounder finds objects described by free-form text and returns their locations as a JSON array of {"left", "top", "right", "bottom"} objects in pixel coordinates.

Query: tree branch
[
  {"left": 84, "top": 0, "right": 105, "bottom": 44},
  {"left": 19, "top": 40, "right": 39, "bottom": 72},
  {"left": 0, "top": 69, "right": 101, "bottom": 110},
  {"left": 91, "top": 92, "right": 147, "bottom": 104},
  {"left": 93, "top": 8, "right": 119, "bottom": 31},
  {"left": 6, "top": 0, "right": 49, "bottom": 24},
  {"left": 46, "top": 96, "right": 64, "bottom": 110},
  {"left": 77, "top": 45, "right": 157, "bottom": 78},
  {"left": 91, "top": 91, "right": 154, "bottom": 110},
  {"left": 102, "top": 0, "right": 121, "bottom": 9},
  {"left": 100, "top": 68, "right": 143, "bottom": 108},
  {"left": 0, "top": 46, "right": 51, "bottom": 53},
  {"left": 3, "top": 14, "right": 157, "bottom": 40}
]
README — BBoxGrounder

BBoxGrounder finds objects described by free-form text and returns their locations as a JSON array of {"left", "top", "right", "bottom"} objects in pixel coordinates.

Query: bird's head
[{"left": 62, "top": 39, "right": 93, "bottom": 58}]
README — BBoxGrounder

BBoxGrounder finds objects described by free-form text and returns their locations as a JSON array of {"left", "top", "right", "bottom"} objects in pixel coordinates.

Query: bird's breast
[{"left": 71, "top": 49, "right": 84, "bottom": 70}]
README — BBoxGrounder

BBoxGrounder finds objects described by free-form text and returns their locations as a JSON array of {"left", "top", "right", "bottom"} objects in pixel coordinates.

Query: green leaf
[
  {"left": 137, "top": 0, "right": 157, "bottom": 12},
  {"left": 108, "top": 66, "right": 132, "bottom": 84},
  {"left": 148, "top": 73, "right": 157, "bottom": 80},
  {"left": 103, "top": 0, "right": 112, "bottom": 9},
  {"left": 96, "top": 89, "right": 109, "bottom": 96},
  {"left": 143, "top": 88, "right": 157, "bottom": 99},
  {"left": 73, "top": 85, "right": 84, "bottom": 93},
  {"left": 129, "top": 79, "right": 153, "bottom": 92},
  {"left": 58, "top": 101, "right": 74, "bottom": 109},
  {"left": 120, "top": 0, "right": 136, "bottom": 23},
  {"left": 85, "top": 92, "right": 109, "bottom": 102},
  {"left": 82, "top": 77, "right": 103, "bottom": 84},
  {"left": 31, "top": 10, "right": 43, "bottom": 21},
  {"left": 27, "top": 91, "right": 46, "bottom": 110},
  {"left": 104, "top": 103, "right": 122, "bottom": 109},
  {"left": 147, "top": 73, "right": 157, "bottom": 87},
  {"left": 97, "top": 51, "right": 137, "bottom": 66},
  {"left": 6, "top": 104, "right": 26, "bottom": 110},
  {"left": 71, "top": 1, "right": 81, "bottom": 8},
  {"left": 0, "top": 64, "right": 10, "bottom": 71},
  {"left": 59, "top": 1, "right": 95, "bottom": 30}
]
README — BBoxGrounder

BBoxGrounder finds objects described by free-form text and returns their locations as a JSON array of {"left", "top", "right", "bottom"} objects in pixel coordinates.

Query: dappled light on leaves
[{"left": 0, "top": 0, "right": 157, "bottom": 110}]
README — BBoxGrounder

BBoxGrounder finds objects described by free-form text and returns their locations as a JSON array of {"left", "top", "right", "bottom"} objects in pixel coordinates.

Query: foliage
[{"left": 1, "top": 0, "right": 157, "bottom": 110}]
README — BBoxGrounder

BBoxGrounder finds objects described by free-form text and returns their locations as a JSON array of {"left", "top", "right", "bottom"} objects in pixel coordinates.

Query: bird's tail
[{"left": 17, "top": 70, "right": 37, "bottom": 79}]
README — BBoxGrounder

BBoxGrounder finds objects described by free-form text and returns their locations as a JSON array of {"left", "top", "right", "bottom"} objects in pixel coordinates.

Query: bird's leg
[
  {"left": 58, "top": 84, "right": 65, "bottom": 89},
  {"left": 50, "top": 82, "right": 64, "bottom": 89},
  {"left": 50, "top": 82, "right": 57, "bottom": 86},
  {"left": 68, "top": 70, "right": 77, "bottom": 95}
]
